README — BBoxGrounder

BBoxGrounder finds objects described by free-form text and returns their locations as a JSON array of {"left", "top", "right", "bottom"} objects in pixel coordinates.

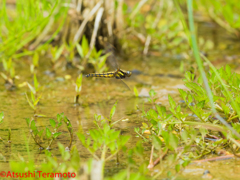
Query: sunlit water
[{"left": 1, "top": 23, "right": 240, "bottom": 179}]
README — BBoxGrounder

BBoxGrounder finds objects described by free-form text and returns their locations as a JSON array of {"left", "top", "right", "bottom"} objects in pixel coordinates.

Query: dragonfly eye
[{"left": 126, "top": 71, "right": 132, "bottom": 77}]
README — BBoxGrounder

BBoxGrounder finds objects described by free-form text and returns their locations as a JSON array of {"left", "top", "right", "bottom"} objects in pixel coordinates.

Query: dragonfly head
[{"left": 126, "top": 71, "right": 132, "bottom": 77}]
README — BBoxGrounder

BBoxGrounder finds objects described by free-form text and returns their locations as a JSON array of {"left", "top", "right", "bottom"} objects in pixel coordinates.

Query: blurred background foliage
[
  {"left": 1, "top": 0, "right": 240, "bottom": 179},
  {"left": 1, "top": 0, "right": 240, "bottom": 74}
]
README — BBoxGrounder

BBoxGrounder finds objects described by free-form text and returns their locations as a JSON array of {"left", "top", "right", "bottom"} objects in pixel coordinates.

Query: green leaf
[
  {"left": 53, "top": 132, "right": 62, "bottom": 139},
  {"left": 103, "top": 123, "right": 110, "bottom": 134},
  {"left": 109, "top": 131, "right": 120, "bottom": 141},
  {"left": 76, "top": 44, "right": 84, "bottom": 57},
  {"left": 108, "top": 142, "right": 116, "bottom": 152},
  {"left": 25, "top": 118, "right": 30, "bottom": 126},
  {"left": 187, "top": 94, "right": 193, "bottom": 104},
  {"left": 178, "top": 89, "right": 187, "bottom": 101},
  {"left": 175, "top": 164, "right": 181, "bottom": 173},
  {"left": 180, "top": 130, "right": 188, "bottom": 143},
  {"left": 182, "top": 160, "right": 191, "bottom": 167},
  {"left": 76, "top": 74, "right": 83, "bottom": 93},
  {"left": 156, "top": 105, "right": 166, "bottom": 119},
  {"left": 33, "top": 94, "right": 42, "bottom": 106},
  {"left": 27, "top": 82, "right": 36, "bottom": 94},
  {"left": 149, "top": 89, "right": 156, "bottom": 98},
  {"left": 0, "top": 112, "right": 4, "bottom": 123},
  {"left": 152, "top": 135, "right": 162, "bottom": 150},
  {"left": 110, "top": 101, "right": 118, "bottom": 120},
  {"left": 221, "top": 103, "right": 230, "bottom": 115},
  {"left": 10, "top": 66, "right": 15, "bottom": 78},
  {"left": 7, "top": 58, "right": 12, "bottom": 70},
  {"left": 2, "top": 59, "right": 8, "bottom": 71},
  {"left": 81, "top": 35, "right": 89, "bottom": 56},
  {"left": 196, "top": 100, "right": 205, "bottom": 109},
  {"left": 169, "top": 133, "right": 179, "bottom": 150},
  {"left": 46, "top": 127, "right": 52, "bottom": 139},
  {"left": 49, "top": 119, "right": 56, "bottom": 128},
  {"left": 57, "top": 113, "right": 63, "bottom": 123},
  {"left": 184, "top": 71, "right": 194, "bottom": 81},
  {"left": 119, "top": 135, "right": 130, "bottom": 146},
  {"left": 58, "top": 142, "right": 71, "bottom": 160},
  {"left": 133, "top": 86, "right": 139, "bottom": 97},
  {"left": 89, "top": 130, "right": 99, "bottom": 141},
  {"left": 30, "top": 120, "right": 38, "bottom": 136},
  {"left": 168, "top": 95, "right": 176, "bottom": 109},
  {"left": 30, "top": 91, "right": 35, "bottom": 103},
  {"left": 33, "top": 74, "right": 39, "bottom": 90},
  {"left": 54, "top": 44, "right": 64, "bottom": 61},
  {"left": 33, "top": 52, "right": 39, "bottom": 67},
  {"left": 176, "top": 105, "right": 181, "bottom": 113},
  {"left": 57, "top": 121, "right": 63, "bottom": 129},
  {"left": 147, "top": 109, "right": 158, "bottom": 120},
  {"left": 76, "top": 74, "right": 83, "bottom": 88},
  {"left": 38, "top": 129, "right": 44, "bottom": 138},
  {"left": 77, "top": 133, "right": 86, "bottom": 145}
]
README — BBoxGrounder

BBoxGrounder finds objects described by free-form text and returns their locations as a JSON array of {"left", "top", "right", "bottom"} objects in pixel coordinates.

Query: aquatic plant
[
  {"left": 193, "top": 0, "right": 240, "bottom": 38},
  {"left": 76, "top": 35, "right": 109, "bottom": 73},
  {"left": 133, "top": 1, "right": 240, "bottom": 177},
  {"left": 77, "top": 102, "right": 130, "bottom": 179},
  {"left": 63, "top": 42, "right": 76, "bottom": 68},
  {"left": 123, "top": 0, "right": 189, "bottom": 55},
  {"left": 26, "top": 113, "right": 73, "bottom": 150},
  {"left": 0, "top": 0, "right": 68, "bottom": 58},
  {"left": 25, "top": 74, "right": 42, "bottom": 115},
  {"left": 50, "top": 44, "right": 65, "bottom": 70},
  {"left": 0, "top": 58, "right": 16, "bottom": 90},
  {"left": 74, "top": 73, "right": 83, "bottom": 104},
  {"left": 0, "top": 112, "right": 11, "bottom": 144},
  {"left": 30, "top": 52, "right": 39, "bottom": 74}
]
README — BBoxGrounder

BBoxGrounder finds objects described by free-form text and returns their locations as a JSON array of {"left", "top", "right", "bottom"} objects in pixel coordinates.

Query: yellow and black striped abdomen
[{"left": 86, "top": 72, "right": 115, "bottom": 78}]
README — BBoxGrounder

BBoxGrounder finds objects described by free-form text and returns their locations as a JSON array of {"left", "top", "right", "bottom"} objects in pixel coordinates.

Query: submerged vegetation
[{"left": 1, "top": 0, "right": 240, "bottom": 179}]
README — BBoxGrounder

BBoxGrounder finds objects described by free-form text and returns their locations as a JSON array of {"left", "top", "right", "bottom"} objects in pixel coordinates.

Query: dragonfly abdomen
[{"left": 86, "top": 72, "right": 115, "bottom": 78}]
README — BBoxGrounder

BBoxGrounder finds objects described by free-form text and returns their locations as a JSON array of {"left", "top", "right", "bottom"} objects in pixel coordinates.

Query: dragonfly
[
  {"left": 86, "top": 45, "right": 132, "bottom": 89},
  {"left": 85, "top": 68, "right": 132, "bottom": 79}
]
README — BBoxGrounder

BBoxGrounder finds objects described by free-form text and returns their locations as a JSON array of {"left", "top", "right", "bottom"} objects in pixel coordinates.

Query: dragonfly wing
[
  {"left": 120, "top": 79, "right": 131, "bottom": 91},
  {"left": 105, "top": 43, "right": 119, "bottom": 70}
]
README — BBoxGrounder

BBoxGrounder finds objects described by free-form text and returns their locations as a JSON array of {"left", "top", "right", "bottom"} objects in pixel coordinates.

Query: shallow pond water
[{"left": 1, "top": 23, "right": 240, "bottom": 179}]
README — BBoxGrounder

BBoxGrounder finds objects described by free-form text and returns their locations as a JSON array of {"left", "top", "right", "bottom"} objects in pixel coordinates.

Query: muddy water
[
  {"left": 1, "top": 27, "right": 240, "bottom": 179},
  {"left": 0, "top": 55, "right": 183, "bottom": 170}
]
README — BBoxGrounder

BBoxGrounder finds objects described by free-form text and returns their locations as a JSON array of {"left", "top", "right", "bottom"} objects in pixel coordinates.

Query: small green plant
[
  {"left": 0, "top": 0, "right": 68, "bottom": 58},
  {"left": 133, "top": 86, "right": 139, "bottom": 97},
  {"left": 64, "top": 42, "right": 76, "bottom": 68},
  {"left": 123, "top": 0, "right": 189, "bottom": 55},
  {"left": 181, "top": 66, "right": 240, "bottom": 123},
  {"left": 10, "top": 143, "right": 80, "bottom": 180},
  {"left": 25, "top": 74, "right": 43, "bottom": 115},
  {"left": 0, "top": 58, "right": 16, "bottom": 90},
  {"left": 26, "top": 113, "right": 73, "bottom": 150},
  {"left": 77, "top": 102, "right": 130, "bottom": 179},
  {"left": 136, "top": 91, "right": 195, "bottom": 178},
  {"left": 0, "top": 112, "right": 11, "bottom": 143},
  {"left": 76, "top": 35, "right": 109, "bottom": 73},
  {"left": 30, "top": 52, "right": 39, "bottom": 74},
  {"left": 50, "top": 44, "right": 65, "bottom": 70},
  {"left": 0, "top": 112, "right": 4, "bottom": 124},
  {"left": 106, "top": 141, "right": 150, "bottom": 180},
  {"left": 74, "top": 74, "right": 83, "bottom": 104},
  {"left": 194, "top": 0, "right": 240, "bottom": 37}
]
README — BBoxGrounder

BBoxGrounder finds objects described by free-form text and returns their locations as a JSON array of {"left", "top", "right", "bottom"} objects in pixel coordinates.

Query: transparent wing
[
  {"left": 105, "top": 43, "right": 119, "bottom": 70},
  {"left": 120, "top": 79, "right": 131, "bottom": 91}
]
